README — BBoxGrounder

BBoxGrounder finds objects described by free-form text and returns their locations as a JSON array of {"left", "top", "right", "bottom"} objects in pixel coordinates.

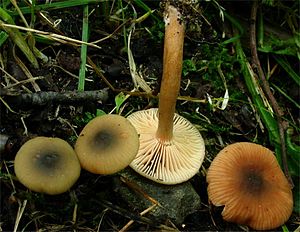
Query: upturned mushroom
[
  {"left": 206, "top": 142, "right": 293, "bottom": 230},
  {"left": 74, "top": 114, "right": 139, "bottom": 175},
  {"left": 127, "top": 5, "right": 205, "bottom": 184},
  {"left": 14, "top": 137, "right": 81, "bottom": 195}
]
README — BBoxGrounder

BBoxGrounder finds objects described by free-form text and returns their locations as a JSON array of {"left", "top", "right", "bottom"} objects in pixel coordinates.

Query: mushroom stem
[{"left": 156, "top": 5, "right": 185, "bottom": 142}]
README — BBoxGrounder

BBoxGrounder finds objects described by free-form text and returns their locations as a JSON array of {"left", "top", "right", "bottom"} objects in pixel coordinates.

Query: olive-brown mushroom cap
[
  {"left": 75, "top": 114, "right": 139, "bottom": 174},
  {"left": 206, "top": 142, "right": 293, "bottom": 230},
  {"left": 14, "top": 137, "right": 81, "bottom": 195},
  {"left": 127, "top": 108, "right": 205, "bottom": 184}
]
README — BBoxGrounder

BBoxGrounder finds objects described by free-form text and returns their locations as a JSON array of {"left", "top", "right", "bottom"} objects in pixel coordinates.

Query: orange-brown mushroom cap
[
  {"left": 14, "top": 137, "right": 81, "bottom": 195},
  {"left": 127, "top": 108, "right": 205, "bottom": 184},
  {"left": 206, "top": 142, "right": 293, "bottom": 230},
  {"left": 75, "top": 114, "right": 139, "bottom": 175}
]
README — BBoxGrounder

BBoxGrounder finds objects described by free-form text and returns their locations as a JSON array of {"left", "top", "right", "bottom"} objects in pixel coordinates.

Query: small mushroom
[
  {"left": 75, "top": 114, "right": 139, "bottom": 175},
  {"left": 14, "top": 137, "right": 81, "bottom": 195},
  {"left": 127, "top": 5, "right": 205, "bottom": 184},
  {"left": 206, "top": 142, "right": 293, "bottom": 230}
]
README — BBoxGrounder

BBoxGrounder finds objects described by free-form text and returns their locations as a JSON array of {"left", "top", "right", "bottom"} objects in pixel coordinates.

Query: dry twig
[
  {"left": 249, "top": 0, "right": 293, "bottom": 187},
  {"left": 2, "top": 90, "right": 109, "bottom": 106}
]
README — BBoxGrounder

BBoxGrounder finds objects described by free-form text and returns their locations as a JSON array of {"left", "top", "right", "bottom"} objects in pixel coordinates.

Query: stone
[{"left": 113, "top": 168, "right": 201, "bottom": 225}]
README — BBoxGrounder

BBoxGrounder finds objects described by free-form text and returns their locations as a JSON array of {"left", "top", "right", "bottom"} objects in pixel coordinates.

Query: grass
[
  {"left": 78, "top": 4, "right": 89, "bottom": 91},
  {"left": 0, "top": 7, "right": 39, "bottom": 68},
  {"left": 0, "top": 0, "right": 299, "bottom": 231}
]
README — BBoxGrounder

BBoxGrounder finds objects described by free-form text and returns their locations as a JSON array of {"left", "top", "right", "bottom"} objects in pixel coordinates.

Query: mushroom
[
  {"left": 14, "top": 137, "right": 81, "bottom": 195},
  {"left": 127, "top": 5, "right": 205, "bottom": 184},
  {"left": 74, "top": 114, "right": 139, "bottom": 175},
  {"left": 206, "top": 142, "right": 293, "bottom": 230}
]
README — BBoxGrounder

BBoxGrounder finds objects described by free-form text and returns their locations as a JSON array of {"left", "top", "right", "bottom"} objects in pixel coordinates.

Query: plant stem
[
  {"left": 156, "top": 5, "right": 184, "bottom": 142},
  {"left": 250, "top": 1, "right": 293, "bottom": 187},
  {"left": 78, "top": 4, "right": 89, "bottom": 91}
]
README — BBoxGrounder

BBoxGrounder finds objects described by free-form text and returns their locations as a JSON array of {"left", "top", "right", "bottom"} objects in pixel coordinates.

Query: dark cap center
[
  {"left": 35, "top": 152, "right": 60, "bottom": 171},
  {"left": 241, "top": 169, "right": 264, "bottom": 195},
  {"left": 92, "top": 130, "right": 113, "bottom": 150}
]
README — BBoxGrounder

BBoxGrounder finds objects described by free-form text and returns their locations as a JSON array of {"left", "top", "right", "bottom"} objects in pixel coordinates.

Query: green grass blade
[
  {"left": 8, "top": 0, "right": 101, "bottom": 15},
  {"left": 133, "top": 0, "right": 160, "bottom": 22},
  {"left": 118, "top": 0, "right": 127, "bottom": 48},
  {"left": 257, "top": 8, "right": 264, "bottom": 47},
  {"left": 286, "top": 129, "right": 300, "bottom": 177},
  {"left": 1, "top": 1, "right": 11, "bottom": 9},
  {"left": 78, "top": 4, "right": 89, "bottom": 91},
  {"left": 222, "top": 12, "right": 245, "bottom": 45},
  {"left": 0, "top": 30, "right": 9, "bottom": 46},
  {"left": 274, "top": 55, "right": 300, "bottom": 86},
  {"left": 292, "top": 181, "right": 300, "bottom": 213},
  {"left": 281, "top": 224, "right": 289, "bottom": 232},
  {"left": 0, "top": 5, "right": 15, "bottom": 23},
  {"left": 30, "top": 0, "right": 37, "bottom": 27},
  {"left": 0, "top": 7, "right": 39, "bottom": 68},
  {"left": 258, "top": 35, "right": 299, "bottom": 58},
  {"left": 235, "top": 39, "right": 280, "bottom": 143},
  {"left": 272, "top": 84, "right": 300, "bottom": 109}
]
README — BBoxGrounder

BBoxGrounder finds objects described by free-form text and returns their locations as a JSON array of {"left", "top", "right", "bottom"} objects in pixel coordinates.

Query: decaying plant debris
[{"left": 0, "top": 0, "right": 299, "bottom": 231}]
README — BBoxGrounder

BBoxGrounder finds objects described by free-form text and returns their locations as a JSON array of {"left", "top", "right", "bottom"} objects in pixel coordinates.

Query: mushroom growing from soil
[
  {"left": 14, "top": 137, "right": 81, "bottom": 195},
  {"left": 75, "top": 114, "right": 139, "bottom": 175},
  {"left": 206, "top": 142, "right": 293, "bottom": 230},
  {"left": 127, "top": 5, "right": 205, "bottom": 184}
]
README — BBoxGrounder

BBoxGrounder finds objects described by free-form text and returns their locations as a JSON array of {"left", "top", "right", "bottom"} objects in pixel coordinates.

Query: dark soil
[{"left": 1, "top": 1, "right": 299, "bottom": 231}]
